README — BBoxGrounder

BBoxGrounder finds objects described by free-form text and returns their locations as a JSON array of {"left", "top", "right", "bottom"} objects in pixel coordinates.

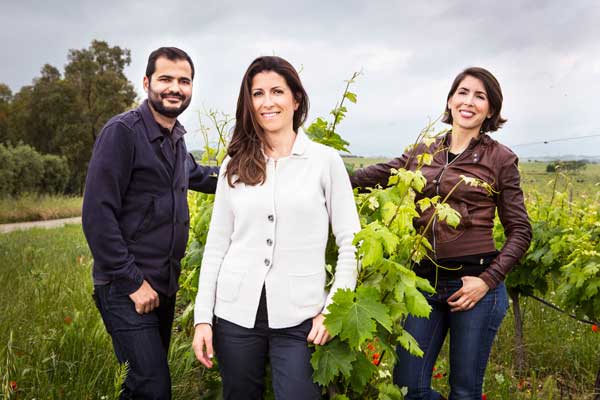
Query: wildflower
[
  {"left": 433, "top": 373, "right": 443, "bottom": 380},
  {"left": 64, "top": 316, "right": 73, "bottom": 325},
  {"left": 372, "top": 353, "right": 380, "bottom": 360},
  {"left": 9, "top": 380, "right": 17, "bottom": 391},
  {"left": 517, "top": 379, "right": 525, "bottom": 390},
  {"left": 592, "top": 324, "right": 598, "bottom": 333},
  {"left": 367, "top": 342, "right": 375, "bottom": 351},
  {"left": 481, "top": 394, "right": 487, "bottom": 400}
]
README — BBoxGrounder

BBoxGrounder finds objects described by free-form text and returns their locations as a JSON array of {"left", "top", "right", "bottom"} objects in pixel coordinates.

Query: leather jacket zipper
[{"left": 431, "top": 147, "right": 466, "bottom": 258}]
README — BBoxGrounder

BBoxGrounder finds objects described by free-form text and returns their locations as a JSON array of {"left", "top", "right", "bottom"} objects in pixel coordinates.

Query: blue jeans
[
  {"left": 394, "top": 279, "right": 509, "bottom": 400},
  {"left": 93, "top": 284, "right": 176, "bottom": 400}
]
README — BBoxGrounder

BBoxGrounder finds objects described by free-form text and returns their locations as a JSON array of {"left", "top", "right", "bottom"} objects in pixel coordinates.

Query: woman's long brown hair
[{"left": 225, "top": 56, "right": 309, "bottom": 187}]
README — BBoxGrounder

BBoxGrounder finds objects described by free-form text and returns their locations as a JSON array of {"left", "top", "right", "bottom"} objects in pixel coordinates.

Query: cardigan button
[
  {"left": 264, "top": 259, "right": 271, "bottom": 267},
  {"left": 266, "top": 238, "right": 273, "bottom": 246},
  {"left": 268, "top": 214, "right": 274, "bottom": 222}
]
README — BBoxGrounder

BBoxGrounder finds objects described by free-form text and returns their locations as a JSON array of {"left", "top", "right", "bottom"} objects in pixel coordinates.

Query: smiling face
[
  {"left": 143, "top": 56, "right": 193, "bottom": 119},
  {"left": 250, "top": 70, "right": 299, "bottom": 136},
  {"left": 447, "top": 75, "right": 492, "bottom": 135}
]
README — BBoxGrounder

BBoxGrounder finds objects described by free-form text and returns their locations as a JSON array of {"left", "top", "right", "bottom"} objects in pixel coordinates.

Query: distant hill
[{"left": 520, "top": 155, "right": 600, "bottom": 163}]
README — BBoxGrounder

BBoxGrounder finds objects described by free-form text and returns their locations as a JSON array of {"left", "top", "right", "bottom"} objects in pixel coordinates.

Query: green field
[
  {"left": 344, "top": 157, "right": 600, "bottom": 200},
  {"left": 0, "top": 225, "right": 217, "bottom": 399},
  {"left": 2, "top": 161, "right": 600, "bottom": 398},
  {"left": 0, "top": 195, "right": 83, "bottom": 224},
  {"left": 2, "top": 224, "right": 599, "bottom": 398}
]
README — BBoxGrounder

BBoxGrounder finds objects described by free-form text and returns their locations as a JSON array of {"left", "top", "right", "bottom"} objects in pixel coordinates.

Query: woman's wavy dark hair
[
  {"left": 442, "top": 67, "right": 507, "bottom": 133},
  {"left": 225, "top": 56, "right": 309, "bottom": 187}
]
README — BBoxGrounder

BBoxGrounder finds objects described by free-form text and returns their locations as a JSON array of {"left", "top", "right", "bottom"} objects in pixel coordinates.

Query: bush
[
  {"left": 41, "top": 154, "right": 70, "bottom": 194},
  {"left": 0, "top": 142, "right": 69, "bottom": 196},
  {"left": 0, "top": 143, "right": 16, "bottom": 196},
  {"left": 10, "top": 143, "right": 44, "bottom": 195},
  {"left": 546, "top": 160, "right": 588, "bottom": 173}
]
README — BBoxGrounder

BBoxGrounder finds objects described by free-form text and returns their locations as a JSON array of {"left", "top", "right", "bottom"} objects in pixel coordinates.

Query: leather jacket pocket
[{"left": 436, "top": 202, "right": 471, "bottom": 243}]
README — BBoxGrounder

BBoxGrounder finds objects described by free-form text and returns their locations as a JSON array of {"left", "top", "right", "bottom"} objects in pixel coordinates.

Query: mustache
[{"left": 160, "top": 92, "right": 185, "bottom": 100}]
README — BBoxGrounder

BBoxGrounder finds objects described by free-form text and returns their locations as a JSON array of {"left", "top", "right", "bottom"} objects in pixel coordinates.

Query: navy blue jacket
[{"left": 82, "top": 100, "right": 218, "bottom": 296}]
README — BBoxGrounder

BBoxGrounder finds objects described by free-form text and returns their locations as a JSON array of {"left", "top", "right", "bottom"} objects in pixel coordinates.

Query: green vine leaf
[
  {"left": 397, "top": 328, "right": 424, "bottom": 358},
  {"left": 348, "top": 352, "right": 378, "bottom": 393},
  {"left": 310, "top": 339, "right": 356, "bottom": 386},
  {"left": 377, "top": 382, "right": 405, "bottom": 400},
  {"left": 325, "top": 287, "right": 392, "bottom": 349}
]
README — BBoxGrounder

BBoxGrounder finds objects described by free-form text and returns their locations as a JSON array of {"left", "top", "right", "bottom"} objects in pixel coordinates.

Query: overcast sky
[{"left": 2, "top": 0, "right": 600, "bottom": 158}]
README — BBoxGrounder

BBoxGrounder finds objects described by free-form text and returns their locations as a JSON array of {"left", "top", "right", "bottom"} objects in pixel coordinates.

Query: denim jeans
[
  {"left": 93, "top": 284, "right": 176, "bottom": 400},
  {"left": 393, "top": 279, "right": 509, "bottom": 400}
]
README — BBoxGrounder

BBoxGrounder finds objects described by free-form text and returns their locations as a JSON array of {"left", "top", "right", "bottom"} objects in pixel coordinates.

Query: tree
[
  {"left": 60, "top": 40, "right": 137, "bottom": 192},
  {"left": 0, "top": 83, "right": 12, "bottom": 143},
  {"left": 4, "top": 40, "right": 137, "bottom": 193}
]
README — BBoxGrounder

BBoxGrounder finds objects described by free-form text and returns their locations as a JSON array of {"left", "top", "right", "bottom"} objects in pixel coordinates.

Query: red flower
[
  {"left": 482, "top": 394, "right": 487, "bottom": 400},
  {"left": 433, "top": 373, "right": 443, "bottom": 380},
  {"left": 592, "top": 324, "right": 598, "bottom": 333},
  {"left": 9, "top": 380, "right": 17, "bottom": 391},
  {"left": 367, "top": 343, "right": 375, "bottom": 351},
  {"left": 432, "top": 366, "right": 437, "bottom": 371},
  {"left": 64, "top": 316, "right": 73, "bottom": 325},
  {"left": 517, "top": 379, "right": 525, "bottom": 390},
  {"left": 372, "top": 353, "right": 380, "bottom": 360}
]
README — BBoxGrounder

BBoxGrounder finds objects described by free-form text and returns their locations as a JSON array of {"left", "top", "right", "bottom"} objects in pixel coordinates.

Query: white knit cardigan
[{"left": 194, "top": 130, "right": 361, "bottom": 329}]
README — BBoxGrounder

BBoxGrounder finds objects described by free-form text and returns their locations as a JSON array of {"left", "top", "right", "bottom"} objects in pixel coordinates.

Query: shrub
[
  {"left": 41, "top": 154, "right": 70, "bottom": 194},
  {"left": 0, "top": 142, "right": 69, "bottom": 196}
]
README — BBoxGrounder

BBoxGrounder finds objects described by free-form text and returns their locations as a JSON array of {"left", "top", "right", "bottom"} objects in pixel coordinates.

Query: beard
[{"left": 147, "top": 83, "right": 192, "bottom": 118}]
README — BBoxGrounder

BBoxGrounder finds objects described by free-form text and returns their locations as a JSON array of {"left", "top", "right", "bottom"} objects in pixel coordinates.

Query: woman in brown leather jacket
[{"left": 350, "top": 67, "right": 532, "bottom": 400}]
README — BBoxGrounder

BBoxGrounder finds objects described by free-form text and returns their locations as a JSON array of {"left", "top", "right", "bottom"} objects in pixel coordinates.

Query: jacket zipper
[{"left": 432, "top": 146, "right": 467, "bottom": 259}]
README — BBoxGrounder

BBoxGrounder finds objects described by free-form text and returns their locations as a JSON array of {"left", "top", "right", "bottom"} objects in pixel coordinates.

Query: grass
[
  {"left": 429, "top": 294, "right": 600, "bottom": 399},
  {"left": 2, "top": 160, "right": 600, "bottom": 398},
  {"left": 0, "top": 225, "right": 210, "bottom": 399},
  {"left": 3, "top": 225, "right": 598, "bottom": 399},
  {"left": 0, "top": 194, "right": 82, "bottom": 224}
]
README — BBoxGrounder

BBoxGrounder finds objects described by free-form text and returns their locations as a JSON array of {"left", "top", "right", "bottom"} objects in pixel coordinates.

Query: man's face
[{"left": 143, "top": 57, "right": 193, "bottom": 118}]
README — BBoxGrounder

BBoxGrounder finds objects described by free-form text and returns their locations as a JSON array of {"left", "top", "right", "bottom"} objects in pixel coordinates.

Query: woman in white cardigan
[{"left": 192, "top": 56, "right": 361, "bottom": 399}]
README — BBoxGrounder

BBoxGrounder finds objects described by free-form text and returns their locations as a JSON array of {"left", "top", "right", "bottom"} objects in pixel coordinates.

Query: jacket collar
[
  {"left": 139, "top": 100, "right": 186, "bottom": 142},
  {"left": 262, "top": 129, "right": 310, "bottom": 160},
  {"left": 443, "top": 130, "right": 492, "bottom": 150},
  {"left": 290, "top": 129, "right": 309, "bottom": 158}
]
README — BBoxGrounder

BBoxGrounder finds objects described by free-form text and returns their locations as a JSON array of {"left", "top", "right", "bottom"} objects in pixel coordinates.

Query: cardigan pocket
[
  {"left": 289, "top": 271, "right": 325, "bottom": 307},
  {"left": 216, "top": 268, "right": 246, "bottom": 302}
]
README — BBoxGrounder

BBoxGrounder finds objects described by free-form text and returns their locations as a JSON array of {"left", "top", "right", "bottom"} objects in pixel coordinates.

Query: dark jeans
[
  {"left": 93, "top": 284, "right": 176, "bottom": 400},
  {"left": 394, "top": 279, "right": 509, "bottom": 400},
  {"left": 214, "top": 289, "right": 320, "bottom": 400}
]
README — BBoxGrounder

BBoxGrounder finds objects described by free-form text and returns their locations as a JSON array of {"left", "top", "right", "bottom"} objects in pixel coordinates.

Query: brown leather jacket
[{"left": 350, "top": 133, "right": 532, "bottom": 289}]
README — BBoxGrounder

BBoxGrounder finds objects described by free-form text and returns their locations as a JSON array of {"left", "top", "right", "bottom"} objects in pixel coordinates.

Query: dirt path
[{"left": 0, "top": 217, "right": 82, "bottom": 234}]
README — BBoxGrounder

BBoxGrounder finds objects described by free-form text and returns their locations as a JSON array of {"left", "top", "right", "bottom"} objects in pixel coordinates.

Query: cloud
[{"left": 2, "top": 0, "right": 600, "bottom": 156}]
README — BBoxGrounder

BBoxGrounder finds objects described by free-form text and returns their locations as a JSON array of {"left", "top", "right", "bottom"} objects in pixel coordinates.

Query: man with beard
[{"left": 82, "top": 47, "right": 218, "bottom": 399}]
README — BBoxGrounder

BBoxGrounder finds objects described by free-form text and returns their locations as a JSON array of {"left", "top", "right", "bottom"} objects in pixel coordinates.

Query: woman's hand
[
  {"left": 447, "top": 276, "right": 490, "bottom": 312},
  {"left": 307, "top": 314, "right": 331, "bottom": 345},
  {"left": 192, "top": 323, "right": 215, "bottom": 368}
]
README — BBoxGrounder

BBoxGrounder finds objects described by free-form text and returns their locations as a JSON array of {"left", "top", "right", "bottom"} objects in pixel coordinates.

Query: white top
[{"left": 194, "top": 130, "right": 361, "bottom": 329}]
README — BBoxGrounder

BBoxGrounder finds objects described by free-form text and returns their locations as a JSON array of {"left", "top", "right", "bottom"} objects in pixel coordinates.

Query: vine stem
[
  {"left": 329, "top": 71, "right": 360, "bottom": 138},
  {"left": 405, "top": 179, "right": 464, "bottom": 266}
]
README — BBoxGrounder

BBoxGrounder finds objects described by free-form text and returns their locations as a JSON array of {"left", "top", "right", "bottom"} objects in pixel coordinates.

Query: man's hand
[
  {"left": 128, "top": 280, "right": 159, "bottom": 314},
  {"left": 193, "top": 323, "right": 215, "bottom": 368},
  {"left": 307, "top": 314, "right": 331, "bottom": 345}
]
